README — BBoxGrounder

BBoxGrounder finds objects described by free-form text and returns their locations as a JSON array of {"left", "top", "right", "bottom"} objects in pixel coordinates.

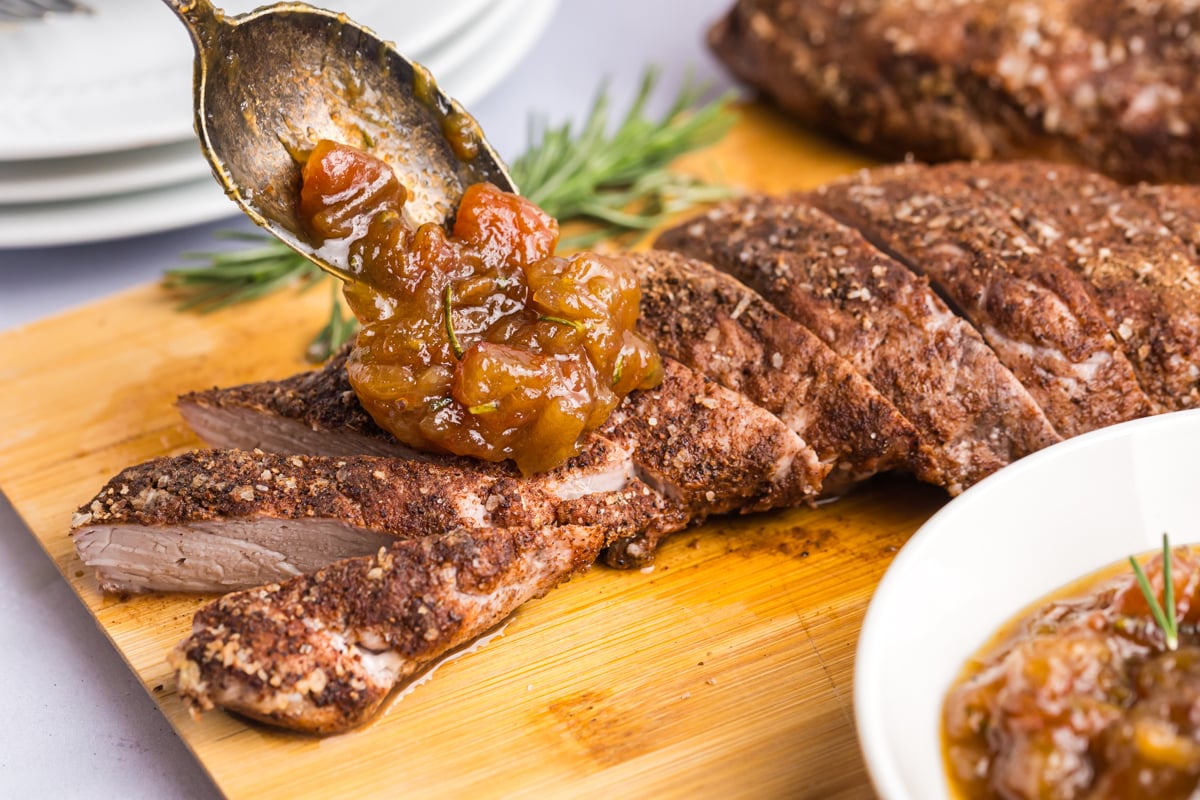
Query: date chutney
[
  {"left": 944, "top": 545, "right": 1200, "bottom": 799},
  {"left": 298, "top": 140, "right": 662, "bottom": 473}
]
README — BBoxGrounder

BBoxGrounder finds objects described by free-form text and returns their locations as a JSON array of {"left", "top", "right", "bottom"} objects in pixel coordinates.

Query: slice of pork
[
  {"left": 629, "top": 249, "right": 921, "bottom": 495},
  {"left": 70, "top": 448, "right": 588, "bottom": 593},
  {"left": 964, "top": 161, "right": 1200, "bottom": 411},
  {"left": 178, "top": 349, "right": 411, "bottom": 458},
  {"left": 1133, "top": 183, "right": 1200, "bottom": 261},
  {"left": 809, "top": 164, "right": 1156, "bottom": 436},
  {"left": 171, "top": 523, "right": 607, "bottom": 734},
  {"left": 179, "top": 351, "right": 826, "bottom": 518},
  {"left": 656, "top": 196, "right": 1061, "bottom": 495}
]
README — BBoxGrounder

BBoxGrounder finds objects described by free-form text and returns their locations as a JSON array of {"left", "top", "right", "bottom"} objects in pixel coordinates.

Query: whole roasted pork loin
[
  {"left": 73, "top": 159, "right": 1200, "bottom": 734},
  {"left": 709, "top": 0, "right": 1200, "bottom": 183}
]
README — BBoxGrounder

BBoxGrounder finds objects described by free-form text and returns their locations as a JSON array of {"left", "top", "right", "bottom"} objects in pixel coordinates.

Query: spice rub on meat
[
  {"left": 1134, "top": 182, "right": 1200, "bottom": 260},
  {"left": 171, "top": 523, "right": 607, "bottom": 734},
  {"left": 656, "top": 195, "right": 1061, "bottom": 495},
  {"left": 628, "top": 249, "right": 920, "bottom": 494},
  {"left": 810, "top": 164, "right": 1157, "bottom": 436},
  {"left": 960, "top": 161, "right": 1200, "bottom": 411},
  {"left": 596, "top": 357, "right": 826, "bottom": 566}
]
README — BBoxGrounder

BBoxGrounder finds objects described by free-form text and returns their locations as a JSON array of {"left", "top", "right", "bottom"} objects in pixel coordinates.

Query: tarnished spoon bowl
[{"left": 162, "top": 0, "right": 515, "bottom": 281}]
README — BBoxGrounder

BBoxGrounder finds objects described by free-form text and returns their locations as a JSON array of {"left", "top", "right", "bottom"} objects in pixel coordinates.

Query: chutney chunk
[{"left": 298, "top": 140, "right": 662, "bottom": 473}]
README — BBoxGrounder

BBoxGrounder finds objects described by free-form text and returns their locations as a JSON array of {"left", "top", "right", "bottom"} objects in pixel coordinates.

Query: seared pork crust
[
  {"left": 1133, "top": 183, "right": 1200, "bottom": 260},
  {"left": 72, "top": 443, "right": 668, "bottom": 593},
  {"left": 963, "top": 161, "right": 1200, "bottom": 410},
  {"left": 179, "top": 347, "right": 415, "bottom": 458},
  {"left": 811, "top": 165, "right": 1157, "bottom": 434},
  {"left": 171, "top": 524, "right": 606, "bottom": 734},
  {"left": 709, "top": 0, "right": 1200, "bottom": 183},
  {"left": 73, "top": 449, "right": 557, "bottom": 534},
  {"left": 629, "top": 249, "right": 920, "bottom": 493},
  {"left": 597, "top": 357, "right": 827, "bottom": 566},
  {"left": 656, "top": 196, "right": 1061, "bottom": 494}
]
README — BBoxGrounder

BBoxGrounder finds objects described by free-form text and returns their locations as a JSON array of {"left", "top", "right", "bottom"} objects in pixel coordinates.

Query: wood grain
[{"left": 0, "top": 104, "right": 937, "bottom": 799}]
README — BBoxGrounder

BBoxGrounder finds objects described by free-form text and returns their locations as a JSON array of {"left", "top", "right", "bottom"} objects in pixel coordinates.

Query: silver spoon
[{"left": 161, "top": 0, "right": 515, "bottom": 281}]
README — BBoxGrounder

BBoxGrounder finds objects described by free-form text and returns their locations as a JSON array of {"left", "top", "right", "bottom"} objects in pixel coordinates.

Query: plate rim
[
  {"left": 0, "top": 0, "right": 495, "bottom": 162},
  {"left": 0, "top": 1, "right": 558, "bottom": 247}
]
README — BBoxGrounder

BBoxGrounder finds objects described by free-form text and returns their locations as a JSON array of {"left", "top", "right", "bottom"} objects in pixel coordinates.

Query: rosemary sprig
[
  {"left": 611, "top": 352, "right": 626, "bottom": 387},
  {"left": 468, "top": 401, "right": 499, "bottom": 414},
  {"left": 1129, "top": 533, "right": 1179, "bottom": 651},
  {"left": 165, "top": 67, "right": 737, "bottom": 361},
  {"left": 539, "top": 315, "right": 586, "bottom": 332},
  {"left": 163, "top": 231, "right": 324, "bottom": 312},
  {"left": 510, "top": 67, "right": 737, "bottom": 249}
]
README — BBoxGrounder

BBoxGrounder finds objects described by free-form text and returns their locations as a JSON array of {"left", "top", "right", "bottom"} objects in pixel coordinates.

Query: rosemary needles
[
  {"left": 1129, "top": 533, "right": 1179, "bottom": 651},
  {"left": 510, "top": 67, "right": 737, "bottom": 249},
  {"left": 163, "top": 231, "right": 324, "bottom": 313},
  {"left": 163, "top": 67, "right": 737, "bottom": 361}
]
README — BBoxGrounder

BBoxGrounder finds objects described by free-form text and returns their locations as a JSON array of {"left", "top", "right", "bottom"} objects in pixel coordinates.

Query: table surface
[{"left": 0, "top": 2, "right": 742, "bottom": 796}]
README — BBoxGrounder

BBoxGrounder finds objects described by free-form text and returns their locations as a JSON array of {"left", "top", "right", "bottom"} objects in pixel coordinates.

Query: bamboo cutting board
[{"left": 0, "top": 105, "right": 946, "bottom": 799}]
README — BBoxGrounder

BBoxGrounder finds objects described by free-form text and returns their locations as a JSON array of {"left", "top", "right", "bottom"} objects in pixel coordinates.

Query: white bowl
[{"left": 854, "top": 409, "right": 1200, "bottom": 799}]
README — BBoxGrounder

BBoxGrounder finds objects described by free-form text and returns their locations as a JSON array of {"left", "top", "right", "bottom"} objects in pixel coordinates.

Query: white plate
[
  {"left": 0, "top": 176, "right": 237, "bottom": 248},
  {"left": 0, "top": 0, "right": 557, "bottom": 248},
  {"left": 854, "top": 409, "right": 1200, "bottom": 799},
  {"left": 385, "top": 0, "right": 492, "bottom": 57},
  {"left": 0, "top": 140, "right": 210, "bottom": 204},
  {"left": 0, "top": 0, "right": 554, "bottom": 208},
  {"left": 0, "top": 0, "right": 488, "bottom": 161}
]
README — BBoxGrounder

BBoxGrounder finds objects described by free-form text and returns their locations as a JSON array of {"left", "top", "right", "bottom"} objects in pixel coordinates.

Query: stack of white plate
[{"left": 0, "top": 0, "right": 556, "bottom": 249}]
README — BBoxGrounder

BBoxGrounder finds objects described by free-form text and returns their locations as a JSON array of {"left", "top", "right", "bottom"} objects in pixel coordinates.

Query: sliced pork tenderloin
[
  {"left": 628, "top": 249, "right": 920, "bottom": 495},
  {"left": 809, "top": 165, "right": 1157, "bottom": 435},
  {"left": 656, "top": 196, "right": 1061, "bottom": 495},
  {"left": 78, "top": 358, "right": 825, "bottom": 589},
  {"left": 963, "top": 161, "right": 1200, "bottom": 411}
]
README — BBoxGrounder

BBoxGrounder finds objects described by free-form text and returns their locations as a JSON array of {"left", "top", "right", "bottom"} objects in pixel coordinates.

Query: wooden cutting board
[{"left": 0, "top": 104, "right": 946, "bottom": 799}]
